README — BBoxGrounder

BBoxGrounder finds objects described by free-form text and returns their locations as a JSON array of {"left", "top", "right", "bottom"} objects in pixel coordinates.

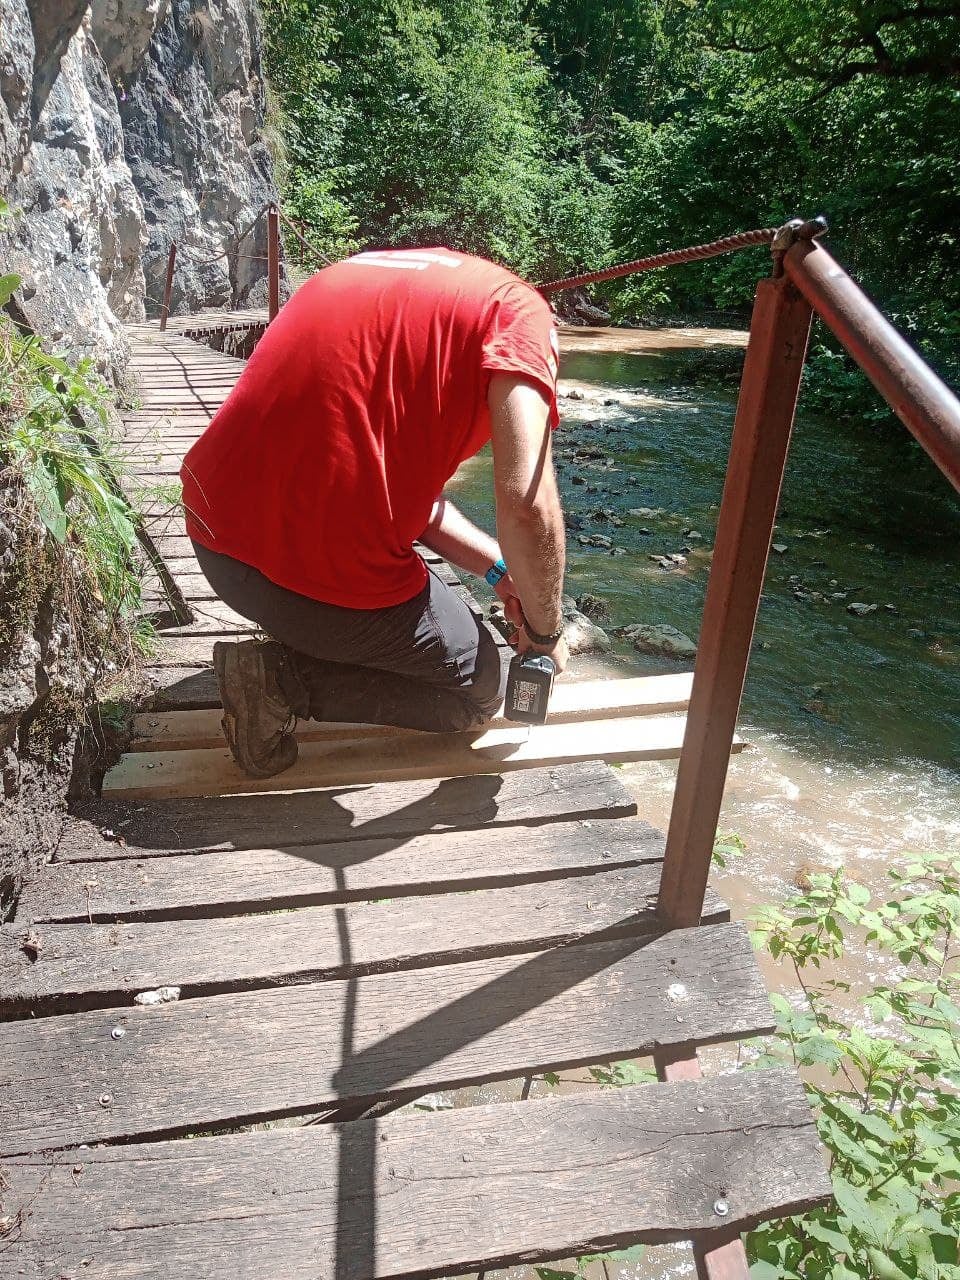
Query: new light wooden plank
[
  {"left": 1, "top": 1070, "right": 830, "bottom": 1279},
  {"left": 4, "top": 863, "right": 729, "bottom": 1007},
  {"left": 0, "top": 923, "right": 771, "bottom": 1153},
  {"left": 129, "top": 674, "right": 694, "bottom": 751},
  {"left": 103, "top": 713, "right": 740, "bottom": 800},
  {"left": 64, "top": 760, "right": 636, "bottom": 858},
  {"left": 20, "top": 815, "right": 664, "bottom": 923}
]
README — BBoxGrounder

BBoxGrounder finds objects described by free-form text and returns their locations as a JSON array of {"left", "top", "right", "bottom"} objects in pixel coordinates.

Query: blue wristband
[{"left": 485, "top": 557, "right": 507, "bottom": 587}]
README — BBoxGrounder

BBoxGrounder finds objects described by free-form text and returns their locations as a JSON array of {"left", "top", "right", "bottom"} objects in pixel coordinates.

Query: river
[{"left": 441, "top": 334, "right": 960, "bottom": 1280}]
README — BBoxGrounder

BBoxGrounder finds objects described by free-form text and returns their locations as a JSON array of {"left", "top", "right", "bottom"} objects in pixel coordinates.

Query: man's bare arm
[
  {"left": 488, "top": 373, "right": 566, "bottom": 654},
  {"left": 419, "top": 497, "right": 501, "bottom": 578}
]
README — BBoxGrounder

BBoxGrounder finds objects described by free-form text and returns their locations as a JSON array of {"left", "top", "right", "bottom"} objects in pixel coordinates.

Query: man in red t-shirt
[{"left": 181, "top": 247, "right": 568, "bottom": 777}]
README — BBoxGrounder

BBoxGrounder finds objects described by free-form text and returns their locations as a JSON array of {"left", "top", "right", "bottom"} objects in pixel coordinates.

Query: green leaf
[
  {"left": 864, "top": 1249, "right": 912, "bottom": 1280},
  {"left": 832, "top": 1181, "right": 896, "bottom": 1249},
  {"left": 28, "top": 456, "right": 68, "bottom": 543},
  {"left": 0, "top": 271, "right": 21, "bottom": 305}
]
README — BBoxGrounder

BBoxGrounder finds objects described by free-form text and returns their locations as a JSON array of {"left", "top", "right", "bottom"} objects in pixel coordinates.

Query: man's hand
[{"left": 494, "top": 572, "right": 524, "bottom": 629}]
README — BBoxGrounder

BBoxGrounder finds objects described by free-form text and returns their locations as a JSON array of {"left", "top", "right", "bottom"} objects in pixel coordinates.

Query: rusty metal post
[
  {"left": 785, "top": 240, "right": 960, "bottom": 493},
  {"left": 657, "top": 273, "right": 814, "bottom": 929},
  {"left": 267, "top": 204, "right": 280, "bottom": 321},
  {"left": 159, "top": 243, "right": 177, "bottom": 331}
]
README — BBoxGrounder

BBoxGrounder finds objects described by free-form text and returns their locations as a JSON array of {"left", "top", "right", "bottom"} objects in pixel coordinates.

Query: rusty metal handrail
[
  {"left": 657, "top": 220, "right": 960, "bottom": 929},
  {"left": 785, "top": 240, "right": 960, "bottom": 492},
  {"left": 158, "top": 202, "right": 282, "bottom": 331},
  {"left": 537, "top": 228, "right": 779, "bottom": 296}
]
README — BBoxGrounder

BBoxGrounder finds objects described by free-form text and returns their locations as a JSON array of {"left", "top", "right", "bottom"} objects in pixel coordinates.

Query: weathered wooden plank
[
  {"left": 103, "top": 714, "right": 738, "bottom": 800},
  {"left": 129, "top": 675, "right": 694, "bottom": 751},
  {"left": 0, "top": 923, "right": 772, "bottom": 1153},
  {"left": 62, "top": 760, "right": 636, "bottom": 857},
  {"left": 4, "top": 863, "right": 729, "bottom": 1008},
  {"left": 20, "top": 816, "right": 664, "bottom": 923},
  {"left": 143, "top": 666, "right": 215, "bottom": 709},
  {"left": 150, "top": 634, "right": 250, "bottom": 664},
  {"left": 3, "top": 1070, "right": 829, "bottom": 1280},
  {"left": 0, "top": 1070, "right": 830, "bottom": 1279}
]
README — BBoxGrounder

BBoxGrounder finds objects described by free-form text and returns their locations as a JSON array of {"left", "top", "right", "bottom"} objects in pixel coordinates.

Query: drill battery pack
[{"left": 504, "top": 652, "right": 555, "bottom": 725}]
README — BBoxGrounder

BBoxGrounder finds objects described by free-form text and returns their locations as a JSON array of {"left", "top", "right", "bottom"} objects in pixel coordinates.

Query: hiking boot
[{"left": 212, "top": 639, "right": 298, "bottom": 778}]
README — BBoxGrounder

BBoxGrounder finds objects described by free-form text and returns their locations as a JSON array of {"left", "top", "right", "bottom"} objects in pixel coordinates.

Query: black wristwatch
[{"left": 521, "top": 610, "right": 565, "bottom": 647}]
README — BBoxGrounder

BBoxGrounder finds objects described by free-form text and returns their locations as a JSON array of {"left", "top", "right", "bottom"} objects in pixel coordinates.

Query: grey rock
[
  {"left": 564, "top": 611, "right": 612, "bottom": 656},
  {"left": 0, "top": 0, "right": 279, "bottom": 365},
  {"left": 847, "top": 602, "right": 878, "bottom": 617},
  {"left": 575, "top": 592, "right": 610, "bottom": 622},
  {"left": 617, "top": 623, "right": 698, "bottom": 660}
]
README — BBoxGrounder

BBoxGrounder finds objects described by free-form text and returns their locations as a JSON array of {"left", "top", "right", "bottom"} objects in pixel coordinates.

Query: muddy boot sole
[{"left": 213, "top": 641, "right": 298, "bottom": 779}]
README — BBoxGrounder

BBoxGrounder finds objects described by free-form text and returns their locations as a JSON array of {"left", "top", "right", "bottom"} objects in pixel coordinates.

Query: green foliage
[
  {"left": 748, "top": 855, "right": 960, "bottom": 1278},
  {"left": 588, "top": 1059, "right": 656, "bottom": 1088},
  {"left": 262, "top": 0, "right": 959, "bottom": 417},
  {"left": 713, "top": 830, "right": 747, "bottom": 869},
  {"left": 260, "top": 0, "right": 612, "bottom": 277},
  {"left": 534, "top": 1245, "right": 646, "bottom": 1280},
  {"left": 1, "top": 269, "right": 144, "bottom": 667}
]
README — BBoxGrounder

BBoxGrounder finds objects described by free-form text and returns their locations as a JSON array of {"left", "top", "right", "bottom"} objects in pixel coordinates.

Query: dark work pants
[{"left": 192, "top": 542, "right": 506, "bottom": 732}]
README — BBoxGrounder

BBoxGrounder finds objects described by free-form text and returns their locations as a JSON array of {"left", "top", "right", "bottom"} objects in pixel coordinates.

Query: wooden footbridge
[{"left": 5, "top": 218, "right": 960, "bottom": 1279}]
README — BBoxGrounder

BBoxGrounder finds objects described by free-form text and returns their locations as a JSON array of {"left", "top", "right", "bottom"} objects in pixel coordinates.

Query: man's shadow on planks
[
  {"left": 78, "top": 773, "right": 650, "bottom": 1279},
  {"left": 83, "top": 773, "right": 508, "bottom": 859},
  {"left": 324, "top": 923, "right": 662, "bottom": 1280}
]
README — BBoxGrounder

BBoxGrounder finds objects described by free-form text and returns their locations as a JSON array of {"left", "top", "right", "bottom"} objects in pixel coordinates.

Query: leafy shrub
[
  {"left": 0, "top": 249, "right": 144, "bottom": 676},
  {"left": 748, "top": 857, "right": 960, "bottom": 1278}
]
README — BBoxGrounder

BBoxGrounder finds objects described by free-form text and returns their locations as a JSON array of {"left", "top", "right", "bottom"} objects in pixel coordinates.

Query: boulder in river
[
  {"left": 564, "top": 611, "right": 613, "bottom": 656},
  {"left": 576, "top": 593, "right": 611, "bottom": 622},
  {"left": 617, "top": 623, "right": 698, "bottom": 660},
  {"left": 847, "top": 602, "right": 878, "bottom": 616}
]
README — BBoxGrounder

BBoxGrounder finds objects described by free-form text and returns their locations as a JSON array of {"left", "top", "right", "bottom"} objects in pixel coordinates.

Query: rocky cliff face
[
  {"left": 0, "top": 0, "right": 277, "bottom": 365},
  {"left": 0, "top": 0, "right": 278, "bottom": 904}
]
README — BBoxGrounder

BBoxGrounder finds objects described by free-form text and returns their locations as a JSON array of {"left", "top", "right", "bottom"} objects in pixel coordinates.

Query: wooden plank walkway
[{"left": 0, "top": 315, "right": 829, "bottom": 1278}]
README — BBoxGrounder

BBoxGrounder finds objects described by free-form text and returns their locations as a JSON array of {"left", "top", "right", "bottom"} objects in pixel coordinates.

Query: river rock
[
  {"left": 576, "top": 593, "right": 610, "bottom": 622},
  {"left": 564, "top": 610, "right": 613, "bottom": 656},
  {"left": 617, "top": 623, "right": 698, "bottom": 659},
  {"left": 847, "top": 602, "right": 878, "bottom": 616}
]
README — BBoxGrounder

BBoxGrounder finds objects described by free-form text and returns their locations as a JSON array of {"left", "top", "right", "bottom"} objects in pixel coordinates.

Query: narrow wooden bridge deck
[{"left": 0, "top": 315, "right": 829, "bottom": 1279}]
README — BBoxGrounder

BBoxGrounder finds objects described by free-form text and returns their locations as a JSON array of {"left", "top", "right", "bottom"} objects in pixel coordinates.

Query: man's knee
[{"left": 463, "top": 630, "right": 506, "bottom": 721}]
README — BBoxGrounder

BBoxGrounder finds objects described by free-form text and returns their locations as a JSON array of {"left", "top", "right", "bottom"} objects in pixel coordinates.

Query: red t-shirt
[{"left": 181, "top": 247, "right": 559, "bottom": 609}]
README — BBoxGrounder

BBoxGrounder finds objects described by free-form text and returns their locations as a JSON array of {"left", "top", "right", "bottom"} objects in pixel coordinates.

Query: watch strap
[{"left": 484, "top": 557, "right": 508, "bottom": 587}]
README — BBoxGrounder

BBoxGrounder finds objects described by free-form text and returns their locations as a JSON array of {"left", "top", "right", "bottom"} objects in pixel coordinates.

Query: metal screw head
[
  {"left": 99, "top": 1093, "right": 112, "bottom": 1107},
  {"left": 110, "top": 1026, "right": 125, "bottom": 1040},
  {"left": 713, "top": 1198, "right": 730, "bottom": 1218}
]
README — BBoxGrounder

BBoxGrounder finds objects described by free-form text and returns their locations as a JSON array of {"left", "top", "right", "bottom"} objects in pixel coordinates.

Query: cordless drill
[{"left": 504, "top": 651, "right": 555, "bottom": 725}]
